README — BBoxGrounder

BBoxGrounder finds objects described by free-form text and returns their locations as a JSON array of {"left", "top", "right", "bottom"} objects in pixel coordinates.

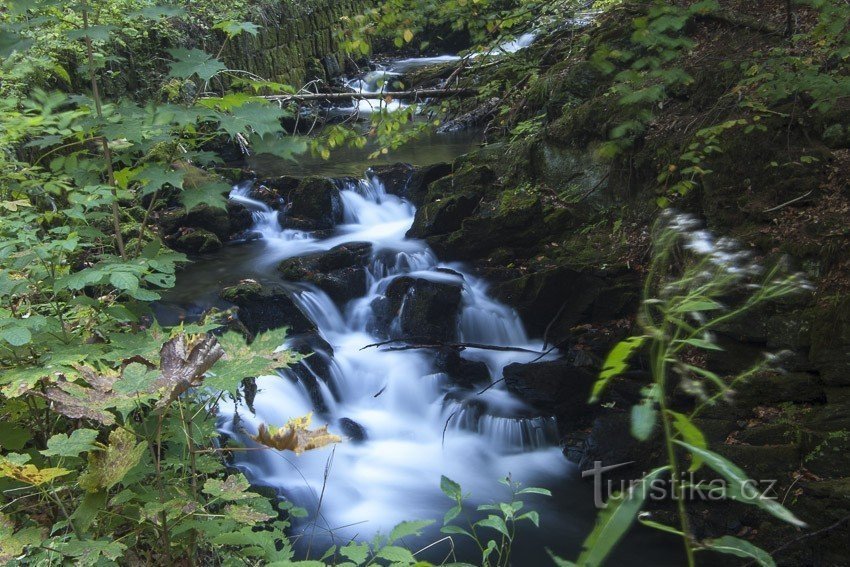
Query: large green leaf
[
  {"left": 167, "top": 48, "right": 226, "bottom": 82},
  {"left": 667, "top": 411, "right": 706, "bottom": 471},
  {"left": 701, "top": 536, "right": 775, "bottom": 567},
  {"left": 388, "top": 519, "right": 435, "bottom": 544},
  {"left": 180, "top": 181, "right": 230, "bottom": 212},
  {"left": 574, "top": 466, "right": 669, "bottom": 567},
  {"left": 42, "top": 429, "right": 99, "bottom": 457},
  {"left": 79, "top": 428, "right": 146, "bottom": 492},
  {"left": 675, "top": 442, "right": 806, "bottom": 527},
  {"left": 590, "top": 336, "right": 647, "bottom": 402}
]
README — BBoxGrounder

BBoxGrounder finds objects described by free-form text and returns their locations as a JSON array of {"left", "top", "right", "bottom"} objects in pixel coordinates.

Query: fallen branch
[
  {"left": 763, "top": 190, "right": 814, "bottom": 213},
  {"left": 251, "top": 88, "right": 477, "bottom": 103},
  {"left": 360, "top": 338, "right": 545, "bottom": 355}
]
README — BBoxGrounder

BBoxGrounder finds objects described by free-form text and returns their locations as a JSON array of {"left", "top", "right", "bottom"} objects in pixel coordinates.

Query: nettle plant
[{"left": 556, "top": 212, "right": 811, "bottom": 567}]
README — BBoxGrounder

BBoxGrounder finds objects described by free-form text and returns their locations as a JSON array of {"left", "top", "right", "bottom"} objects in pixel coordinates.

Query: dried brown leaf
[{"left": 251, "top": 413, "right": 341, "bottom": 454}]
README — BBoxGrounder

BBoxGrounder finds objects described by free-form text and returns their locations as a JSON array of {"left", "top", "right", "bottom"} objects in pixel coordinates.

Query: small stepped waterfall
[{"left": 221, "top": 176, "right": 568, "bottom": 546}]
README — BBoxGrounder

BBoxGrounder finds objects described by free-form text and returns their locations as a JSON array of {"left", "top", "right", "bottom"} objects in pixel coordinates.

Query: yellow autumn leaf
[
  {"left": 403, "top": 29, "right": 413, "bottom": 43},
  {"left": 0, "top": 457, "right": 71, "bottom": 486},
  {"left": 251, "top": 413, "right": 341, "bottom": 454}
]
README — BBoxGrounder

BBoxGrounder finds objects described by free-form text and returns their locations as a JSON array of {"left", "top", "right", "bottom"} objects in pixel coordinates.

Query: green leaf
[
  {"left": 218, "top": 102, "right": 288, "bottom": 138},
  {"left": 248, "top": 133, "right": 307, "bottom": 161},
  {"left": 134, "top": 6, "right": 187, "bottom": 19},
  {"left": 114, "top": 362, "right": 158, "bottom": 395},
  {"left": 517, "top": 486, "right": 552, "bottom": 496},
  {"left": 591, "top": 336, "right": 647, "bottom": 402},
  {"left": 79, "top": 429, "right": 146, "bottom": 492},
  {"left": 671, "top": 299, "right": 723, "bottom": 313},
  {"left": 575, "top": 466, "right": 670, "bottom": 567},
  {"left": 0, "top": 30, "right": 32, "bottom": 57},
  {"left": 667, "top": 411, "right": 707, "bottom": 471},
  {"left": 0, "top": 326, "right": 31, "bottom": 346},
  {"left": 339, "top": 542, "right": 370, "bottom": 564},
  {"left": 375, "top": 545, "right": 415, "bottom": 563},
  {"left": 440, "top": 475, "right": 462, "bottom": 500},
  {"left": 476, "top": 515, "right": 509, "bottom": 537},
  {"left": 213, "top": 20, "right": 261, "bottom": 38},
  {"left": 630, "top": 385, "right": 658, "bottom": 441},
  {"left": 675, "top": 338, "right": 723, "bottom": 351},
  {"left": 440, "top": 524, "right": 473, "bottom": 538},
  {"left": 180, "top": 181, "right": 230, "bottom": 212},
  {"left": 701, "top": 536, "right": 775, "bottom": 567},
  {"left": 388, "top": 519, "right": 435, "bottom": 544},
  {"left": 203, "top": 474, "right": 254, "bottom": 501},
  {"left": 110, "top": 272, "right": 139, "bottom": 291},
  {"left": 637, "top": 514, "right": 684, "bottom": 536},
  {"left": 167, "top": 48, "right": 226, "bottom": 81},
  {"left": 517, "top": 511, "right": 540, "bottom": 527},
  {"left": 67, "top": 25, "right": 116, "bottom": 42},
  {"left": 675, "top": 442, "right": 806, "bottom": 528},
  {"left": 548, "top": 550, "right": 578, "bottom": 567},
  {"left": 42, "top": 429, "right": 99, "bottom": 457}
]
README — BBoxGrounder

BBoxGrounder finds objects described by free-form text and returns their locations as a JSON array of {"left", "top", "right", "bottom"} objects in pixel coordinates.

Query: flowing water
[
  {"left": 166, "top": 41, "right": 683, "bottom": 564},
  {"left": 173, "top": 175, "right": 682, "bottom": 564}
]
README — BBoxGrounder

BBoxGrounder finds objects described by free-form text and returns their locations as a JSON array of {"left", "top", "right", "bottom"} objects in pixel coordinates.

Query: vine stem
[
  {"left": 80, "top": 0, "right": 126, "bottom": 260},
  {"left": 654, "top": 338, "right": 696, "bottom": 567}
]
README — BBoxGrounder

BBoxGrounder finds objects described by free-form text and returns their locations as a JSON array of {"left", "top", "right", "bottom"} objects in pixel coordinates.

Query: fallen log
[{"left": 257, "top": 88, "right": 477, "bottom": 102}]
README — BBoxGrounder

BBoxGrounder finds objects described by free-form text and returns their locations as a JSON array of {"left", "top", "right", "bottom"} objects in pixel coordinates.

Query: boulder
[
  {"left": 809, "top": 297, "right": 850, "bottom": 386},
  {"left": 260, "top": 176, "right": 342, "bottom": 230},
  {"left": 367, "top": 163, "right": 415, "bottom": 197},
  {"left": 503, "top": 359, "right": 597, "bottom": 428},
  {"left": 406, "top": 193, "right": 481, "bottom": 239},
  {"left": 278, "top": 242, "right": 372, "bottom": 304},
  {"left": 227, "top": 201, "right": 255, "bottom": 235},
  {"left": 175, "top": 229, "right": 222, "bottom": 254},
  {"left": 491, "top": 265, "right": 638, "bottom": 342},
  {"left": 338, "top": 417, "right": 367, "bottom": 442},
  {"left": 220, "top": 280, "right": 315, "bottom": 336},
  {"left": 435, "top": 348, "right": 490, "bottom": 388},
  {"left": 732, "top": 371, "right": 825, "bottom": 408},
  {"left": 404, "top": 162, "right": 453, "bottom": 205},
  {"left": 370, "top": 276, "right": 463, "bottom": 342}
]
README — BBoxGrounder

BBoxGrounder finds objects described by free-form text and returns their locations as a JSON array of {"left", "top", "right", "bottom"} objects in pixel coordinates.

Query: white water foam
[{"left": 220, "top": 174, "right": 568, "bottom": 547}]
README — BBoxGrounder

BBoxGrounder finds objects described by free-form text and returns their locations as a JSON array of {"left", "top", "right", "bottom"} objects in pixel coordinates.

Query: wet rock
[
  {"left": 404, "top": 162, "right": 453, "bottom": 206},
  {"left": 426, "top": 198, "right": 543, "bottom": 261},
  {"left": 435, "top": 348, "right": 490, "bottom": 388},
  {"left": 733, "top": 422, "right": 794, "bottom": 446},
  {"left": 262, "top": 176, "right": 342, "bottom": 230},
  {"left": 370, "top": 276, "right": 463, "bottom": 342},
  {"left": 406, "top": 193, "right": 481, "bottom": 239},
  {"left": 732, "top": 372, "right": 825, "bottom": 408},
  {"left": 284, "top": 331, "right": 337, "bottom": 414},
  {"left": 278, "top": 242, "right": 372, "bottom": 304},
  {"left": 227, "top": 201, "right": 255, "bottom": 235},
  {"left": 220, "top": 280, "right": 315, "bottom": 336},
  {"left": 573, "top": 412, "right": 664, "bottom": 479},
  {"left": 809, "top": 297, "right": 850, "bottom": 386},
  {"left": 338, "top": 417, "right": 367, "bottom": 442},
  {"left": 175, "top": 228, "right": 222, "bottom": 254},
  {"left": 503, "top": 359, "right": 597, "bottom": 428},
  {"left": 801, "top": 430, "right": 850, "bottom": 477},
  {"left": 368, "top": 163, "right": 415, "bottom": 197},
  {"left": 491, "top": 266, "right": 638, "bottom": 342},
  {"left": 714, "top": 444, "right": 800, "bottom": 480}
]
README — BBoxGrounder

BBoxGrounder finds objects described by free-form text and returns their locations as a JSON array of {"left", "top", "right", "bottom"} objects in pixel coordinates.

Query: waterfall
[{"left": 219, "top": 171, "right": 568, "bottom": 547}]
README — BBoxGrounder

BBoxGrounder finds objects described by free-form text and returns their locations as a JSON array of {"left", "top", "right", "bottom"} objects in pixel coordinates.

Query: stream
[{"left": 166, "top": 48, "right": 683, "bottom": 565}]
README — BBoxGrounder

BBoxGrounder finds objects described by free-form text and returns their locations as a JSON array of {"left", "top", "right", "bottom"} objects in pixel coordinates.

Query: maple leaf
[
  {"left": 78, "top": 428, "right": 147, "bottom": 492},
  {"left": 154, "top": 334, "right": 224, "bottom": 407},
  {"left": 167, "top": 48, "right": 226, "bottom": 82},
  {"left": 0, "top": 455, "right": 71, "bottom": 486},
  {"left": 250, "top": 413, "right": 341, "bottom": 454}
]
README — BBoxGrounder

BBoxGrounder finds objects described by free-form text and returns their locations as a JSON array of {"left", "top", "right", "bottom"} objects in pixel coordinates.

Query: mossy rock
[
  {"left": 220, "top": 280, "right": 315, "bottom": 336},
  {"left": 175, "top": 229, "right": 222, "bottom": 254},
  {"left": 277, "top": 242, "right": 372, "bottom": 304},
  {"left": 370, "top": 275, "right": 463, "bottom": 342},
  {"left": 406, "top": 193, "right": 481, "bottom": 239}
]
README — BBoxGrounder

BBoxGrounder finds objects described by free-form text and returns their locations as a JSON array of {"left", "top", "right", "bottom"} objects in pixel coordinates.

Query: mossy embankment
[{"left": 403, "top": 2, "right": 850, "bottom": 562}]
